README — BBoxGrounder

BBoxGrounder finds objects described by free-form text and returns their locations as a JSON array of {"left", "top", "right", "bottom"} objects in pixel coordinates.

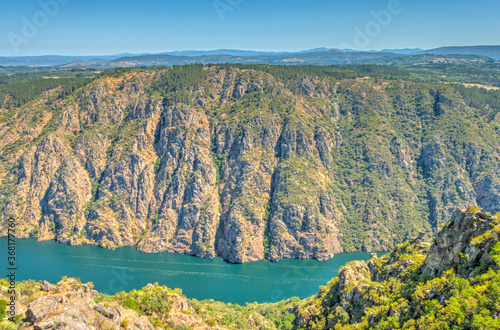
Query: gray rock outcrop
[
  {"left": 422, "top": 209, "right": 496, "bottom": 276},
  {"left": 26, "top": 295, "right": 59, "bottom": 323}
]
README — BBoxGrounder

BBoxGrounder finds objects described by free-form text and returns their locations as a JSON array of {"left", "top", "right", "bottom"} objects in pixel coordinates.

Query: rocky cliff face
[
  {"left": 422, "top": 209, "right": 496, "bottom": 276},
  {"left": 1, "top": 66, "right": 499, "bottom": 262}
]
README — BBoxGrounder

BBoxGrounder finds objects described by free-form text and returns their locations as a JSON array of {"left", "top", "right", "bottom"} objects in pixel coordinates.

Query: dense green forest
[
  {"left": 1, "top": 62, "right": 500, "bottom": 108},
  {"left": 0, "top": 77, "right": 93, "bottom": 108},
  {"left": 2, "top": 62, "right": 500, "bottom": 108},
  {"left": 402, "top": 63, "right": 500, "bottom": 87},
  {"left": 0, "top": 67, "right": 97, "bottom": 82}
]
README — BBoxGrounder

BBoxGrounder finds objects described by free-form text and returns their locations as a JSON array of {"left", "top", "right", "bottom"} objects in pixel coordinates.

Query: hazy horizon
[
  {"left": 2, "top": 0, "right": 500, "bottom": 56},
  {"left": 4, "top": 45, "right": 500, "bottom": 59}
]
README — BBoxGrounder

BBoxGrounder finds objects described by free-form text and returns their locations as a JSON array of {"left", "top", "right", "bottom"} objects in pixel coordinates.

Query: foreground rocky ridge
[
  {"left": 297, "top": 208, "right": 500, "bottom": 329},
  {"left": 1, "top": 65, "right": 500, "bottom": 262},
  {"left": 0, "top": 277, "right": 222, "bottom": 330},
  {"left": 3, "top": 208, "right": 500, "bottom": 329}
]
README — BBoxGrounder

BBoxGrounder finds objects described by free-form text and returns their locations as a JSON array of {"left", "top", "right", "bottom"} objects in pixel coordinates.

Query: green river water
[{"left": 0, "top": 238, "right": 384, "bottom": 304}]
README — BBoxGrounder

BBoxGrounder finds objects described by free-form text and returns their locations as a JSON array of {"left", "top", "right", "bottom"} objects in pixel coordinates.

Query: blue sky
[{"left": 1, "top": 0, "right": 500, "bottom": 56}]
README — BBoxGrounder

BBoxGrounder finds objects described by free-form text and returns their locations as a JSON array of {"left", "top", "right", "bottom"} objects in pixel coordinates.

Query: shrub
[
  {"left": 205, "top": 318, "right": 217, "bottom": 326},
  {"left": 120, "top": 318, "right": 129, "bottom": 328},
  {"left": 0, "top": 300, "right": 8, "bottom": 319},
  {"left": 468, "top": 205, "right": 482, "bottom": 213}
]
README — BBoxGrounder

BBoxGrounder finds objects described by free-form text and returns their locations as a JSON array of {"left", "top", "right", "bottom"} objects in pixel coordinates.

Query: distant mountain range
[
  {"left": 0, "top": 54, "right": 137, "bottom": 67},
  {"left": 0, "top": 46, "right": 498, "bottom": 67},
  {"left": 160, "top": 48, "right": 423, "bottom": 56},
  {"left": 416, "top": 45, "right": 500, "bottom": 60},
  {"left": 336, "top": 48, "right": 422, "bottom": 54},
  {"left": 98, "top": 49, "right": 403, "bottom": 68}
]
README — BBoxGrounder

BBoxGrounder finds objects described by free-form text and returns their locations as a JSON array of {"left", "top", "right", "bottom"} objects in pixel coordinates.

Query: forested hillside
[{"left": 0, "top": 64, "right": 499, "bottom": 262}]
